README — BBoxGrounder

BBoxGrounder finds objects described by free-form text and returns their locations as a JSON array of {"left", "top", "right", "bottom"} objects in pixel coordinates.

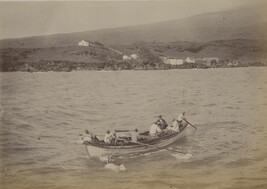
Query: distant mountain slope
[{"left": 0, "top": 5, "right": 266, "bottom": 48}]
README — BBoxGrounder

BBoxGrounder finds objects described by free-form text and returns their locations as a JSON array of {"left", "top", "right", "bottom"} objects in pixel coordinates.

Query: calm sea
[{"left": 1, "top": 67, "right": 267, "bottom": 189}]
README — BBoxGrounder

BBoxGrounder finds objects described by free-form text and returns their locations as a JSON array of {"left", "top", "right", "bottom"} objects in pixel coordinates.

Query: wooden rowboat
[{"left": 84, "top": 125, "right": 187, "bottom": 157}]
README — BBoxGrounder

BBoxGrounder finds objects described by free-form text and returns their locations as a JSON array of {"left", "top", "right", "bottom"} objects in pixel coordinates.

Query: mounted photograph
[{"left": 0, "top": 1, "right": 267, "bottom": 189}]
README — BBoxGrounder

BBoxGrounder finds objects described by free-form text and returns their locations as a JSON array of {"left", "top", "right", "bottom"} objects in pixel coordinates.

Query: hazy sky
[{"left": 0, "top": 0, "right": 265, "bottom": 39}]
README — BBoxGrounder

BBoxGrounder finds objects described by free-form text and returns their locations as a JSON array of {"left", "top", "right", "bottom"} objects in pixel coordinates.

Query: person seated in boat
[
  {"left": 81, "top": 129, "right": 99, "bottom": 143},
  {"left": 167, "top": 118, "right": 180, "bottom": 132},
  {"left": 131, "top": 129, "right": 140, "bottom": 142},
  {"left": 80, "top": 129, "right": 93, "bottom": 142},
  {"left": 149, "top": 122, "right": 162, "bottom": 137},
  {"left": 156, "top": 115, "right": 168, "bottom": 130},
  {"left": 104, "top": 130, "right": 116, "bottom": 144},
  {"left": 177, "top": 112, "right": 188, "bottom": 129}
]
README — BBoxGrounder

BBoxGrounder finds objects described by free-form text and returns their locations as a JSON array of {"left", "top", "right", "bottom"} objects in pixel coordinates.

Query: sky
[{"left": 0, "top": 0, "right": 265, "bottom": 39}]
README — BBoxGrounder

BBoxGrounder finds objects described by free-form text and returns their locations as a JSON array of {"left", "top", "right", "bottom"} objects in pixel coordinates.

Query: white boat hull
[{"left": 85, "top": 126, "right": 187, "bottom": 157}]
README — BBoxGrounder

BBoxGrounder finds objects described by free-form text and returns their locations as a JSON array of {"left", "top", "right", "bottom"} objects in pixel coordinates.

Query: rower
[
  {"left": 131, "top": 129, "right": 140, "bottom": 142},
  {"left": 156, "top": 115, "right": 168, "bottom": 130},
  {"left": 167, "top": 118, "right": 180, "bottom": 132},
  {"left": 149, "top": 122, "right": 162, "bottom": 136},
  {"left": 81, "top": 129, "right": 100, "bottom": 143},
  {"left": 177, "top": 111, "right": 188, "bottom": 129},
  {"left": 104, "top": 130, "right": 116, "bottom": 144},
  {"left": 81, "top": 129, "right": 93, "bottom": 142}
]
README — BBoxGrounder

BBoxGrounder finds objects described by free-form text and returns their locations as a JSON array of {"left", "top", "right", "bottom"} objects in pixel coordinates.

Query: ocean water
[{"left": 0, "top": 67, "right": 267, "bottom": 189}]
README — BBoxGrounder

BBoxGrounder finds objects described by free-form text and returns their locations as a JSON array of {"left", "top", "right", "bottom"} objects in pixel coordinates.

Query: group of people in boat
[
  {"left": 81, "top": 112, "right": 188, "bottom": 145},
  {"left": 149, "top": 112, "right": 187, "bottom": 136}
]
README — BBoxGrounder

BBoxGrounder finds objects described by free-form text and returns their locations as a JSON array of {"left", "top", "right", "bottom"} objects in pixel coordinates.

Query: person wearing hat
[{"left": 156, "top": 115, "right": 168, "bottom": 130}]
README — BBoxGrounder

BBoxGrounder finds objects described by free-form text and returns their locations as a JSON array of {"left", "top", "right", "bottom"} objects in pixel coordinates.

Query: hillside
[
  {"left": 0, "top": 5, "right": 266, "bottom": 48},
  {"left": 113, "top": 39, "right": 266, "bottom": 63},
  {"left": 1, "top": 39, "right": 266, "bottom": 72}
]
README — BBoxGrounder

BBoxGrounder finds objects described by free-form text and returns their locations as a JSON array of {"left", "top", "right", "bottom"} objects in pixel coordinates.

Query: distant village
[
  {"left": 0, "top": 38, "right": 265, "bottom": 72},
  {"left": 78, "top": 40, "right": 241, "bottom": 68},
  {"left": 160, "top": 57, "right": 240, "bottom": 67}
]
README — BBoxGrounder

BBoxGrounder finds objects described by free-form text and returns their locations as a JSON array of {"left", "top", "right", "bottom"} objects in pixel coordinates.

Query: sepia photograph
[{"left": 0, "top": 0, "right": 267, "bottom": 188}]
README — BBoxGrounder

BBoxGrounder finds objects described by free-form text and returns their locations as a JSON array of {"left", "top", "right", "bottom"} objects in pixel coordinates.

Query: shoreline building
[
  {"left": 122, "top": 54, "right": 139, "bottom": 60},
  {"left": 78, "top": 40, "right": 92, "bottom": 47},
  {"left": 185, "top": 57, "right": 195, "bottom": 63},
  {"left": 161, "top": 57, "right": 184, "bottom": 65},
  {"left": 123, "top": 55, "right": 130, "bottom": 60}
]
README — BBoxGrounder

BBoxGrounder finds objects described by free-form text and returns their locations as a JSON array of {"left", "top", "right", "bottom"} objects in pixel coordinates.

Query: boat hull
[{"left": 85, "top": 126, "right": 187, "bottom": 157}]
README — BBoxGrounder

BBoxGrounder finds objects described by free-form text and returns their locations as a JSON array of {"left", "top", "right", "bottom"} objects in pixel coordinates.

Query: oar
[
  {"left": 131, "top": 141, "right": 186, "bottom": 154},
  {"left": 115, "top": 129, "right": 147, "bottom": 133},
  {"left": 185, "top": 120, "right": 197, "bottom": 130},
  {"left": 115, "top": 129, "right": 135, "bottom": 132}
]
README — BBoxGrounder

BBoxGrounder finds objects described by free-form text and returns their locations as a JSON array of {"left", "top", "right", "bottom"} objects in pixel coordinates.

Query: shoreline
[
  {"left": 1, "top": 64, "right": 266, "bottom": 73},
  {"left": 1, "top": 39, "right": 266, "bottom": 72}
]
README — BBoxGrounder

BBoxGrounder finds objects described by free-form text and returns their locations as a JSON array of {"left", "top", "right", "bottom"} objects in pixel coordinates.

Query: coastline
[
  {"left": 0, "top": 62, "right": 266, "bottom": 72},
  {"left": 1, "top": 39, "right": 266, "bottom": 72}
]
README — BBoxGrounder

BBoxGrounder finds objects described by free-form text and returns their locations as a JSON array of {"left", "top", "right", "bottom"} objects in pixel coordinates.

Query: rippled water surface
[{"left": 1, "top": 67, "right": 267, "bottom": 189}]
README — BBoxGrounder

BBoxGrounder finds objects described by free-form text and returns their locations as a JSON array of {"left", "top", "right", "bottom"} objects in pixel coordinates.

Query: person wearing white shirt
[
  {"left": 149, "top": 123, "right": 162, "bottom": 136},
  {"left": 131, "top": 129, "right": 140, "bottom": 142},
  {"left": 177, "top": 112, "right": 187, "bottom": 128},
  {"left": 104, "top": 130, "right": 116, "bottom": 144},
  {"left": 81, "top": 129, "right": 93, "bottom": 142},
  {"left": 168, "top": 119, "right": 180, "bottom": 132}
]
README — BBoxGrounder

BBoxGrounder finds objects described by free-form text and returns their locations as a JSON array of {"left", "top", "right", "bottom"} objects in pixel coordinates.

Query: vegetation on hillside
[{"left": 0, "top": 39, "right": 266, "bottom": 72}]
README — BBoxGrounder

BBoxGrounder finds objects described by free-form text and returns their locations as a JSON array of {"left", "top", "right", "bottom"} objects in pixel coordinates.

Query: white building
[
  {"left": 130, "top": 54, "right": 139, "bottom": 60},
  {"left": 123, "top": 55, "right": 130, "bottom": 60},
  {"left": 161, "top": 57, "right": 184, "bottom": 65},
  {"left": 123, "top": 54, "right": 139, "bottom": 60},
  {"left": 185, "top": 57, "right": 195, "bottom": 63},
  {"left": 78, "top": 40, "right": 91, "bottom": 46},
  {"left": 170, "top": 59, "right": 183, "bottom": 65}
]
